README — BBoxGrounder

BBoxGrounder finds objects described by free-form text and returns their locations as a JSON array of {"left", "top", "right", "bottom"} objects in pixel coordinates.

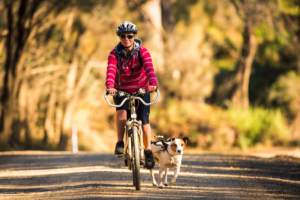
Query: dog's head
[{"left": 165, "top": 136, "right": 191, "bottom": 155}]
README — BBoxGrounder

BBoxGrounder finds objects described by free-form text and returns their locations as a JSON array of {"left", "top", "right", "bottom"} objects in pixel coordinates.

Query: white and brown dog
[{"left": 149, "top": 136, "right": 190, "bottom": 188}]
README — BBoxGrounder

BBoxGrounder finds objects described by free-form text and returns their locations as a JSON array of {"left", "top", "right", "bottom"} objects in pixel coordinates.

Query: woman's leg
[
  {"left": 116, "top": 110, "right": 127, "bottom": 142},
  {"left": 136, "top": 93, "right": 155, "bottom": 168},
  {"left": 142, "top": 124, "right": 152, "bottom": 150}
]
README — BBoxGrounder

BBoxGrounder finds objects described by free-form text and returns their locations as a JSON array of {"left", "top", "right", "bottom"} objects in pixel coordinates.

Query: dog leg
[
  {"left": 158, "top": 165, "right": 164, "bottom": 189},
  {"left": 163, "top": 168, "right": 169, "bottom": 186},
  {"left": 169, "top": 167, "right": 180, "bottom": 186},
  {"left": 150, "top": 168, "right": 157, "bottom": 186}
]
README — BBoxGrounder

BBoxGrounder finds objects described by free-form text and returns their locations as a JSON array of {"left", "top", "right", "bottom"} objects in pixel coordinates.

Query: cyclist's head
[{"left": 116, "top": 21, "right": 137, "bottom": 36}]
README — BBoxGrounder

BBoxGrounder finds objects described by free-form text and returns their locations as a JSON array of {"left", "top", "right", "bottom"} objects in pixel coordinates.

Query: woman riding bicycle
[{"left": 105, "top": 21, "right": 158, "bottom": 169}]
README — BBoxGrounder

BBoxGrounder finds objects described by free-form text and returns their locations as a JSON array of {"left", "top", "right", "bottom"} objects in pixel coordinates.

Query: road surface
[{"left": 0, "top": 151, "right": 299, "bottom": 199}]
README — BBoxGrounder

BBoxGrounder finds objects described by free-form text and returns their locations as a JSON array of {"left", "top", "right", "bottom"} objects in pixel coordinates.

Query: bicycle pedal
[{"left": 116, "top": 154, "right": 124, "bottom": 157}]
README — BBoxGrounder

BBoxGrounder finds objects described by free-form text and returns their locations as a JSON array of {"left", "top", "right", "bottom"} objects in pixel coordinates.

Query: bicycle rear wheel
[{"left": 131, "top": 126, "right": 141, "bottom": 190}]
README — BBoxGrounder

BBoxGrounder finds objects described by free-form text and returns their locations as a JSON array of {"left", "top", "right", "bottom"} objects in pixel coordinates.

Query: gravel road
[{"left": 0, "top": 151, "right": 299, "bottom": 199}]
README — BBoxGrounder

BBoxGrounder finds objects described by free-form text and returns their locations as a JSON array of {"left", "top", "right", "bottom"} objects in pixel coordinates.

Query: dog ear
[
  {"left": 166, "top": 137, "right": 175, "bottom": 142},
  {"left": 181, "top": 136, "right": 191, "bottom": 144}
]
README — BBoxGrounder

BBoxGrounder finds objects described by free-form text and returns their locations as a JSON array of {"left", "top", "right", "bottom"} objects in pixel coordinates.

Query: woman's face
[{"left": 119, "top": 32, "right": 135, "bottom": 48}]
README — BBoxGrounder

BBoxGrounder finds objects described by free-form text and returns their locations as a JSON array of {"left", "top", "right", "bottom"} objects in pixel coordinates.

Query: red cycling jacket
[{"left": 105, "top": 46, "right": 158, "bottom": 94}]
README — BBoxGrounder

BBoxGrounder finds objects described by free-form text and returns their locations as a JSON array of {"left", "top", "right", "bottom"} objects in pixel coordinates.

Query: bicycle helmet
[{"left": 116, "top": 21, "right": 137, "bottom": 36}]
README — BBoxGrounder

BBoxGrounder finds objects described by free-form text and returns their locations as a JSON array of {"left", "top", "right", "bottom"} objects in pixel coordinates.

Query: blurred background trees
[{"left": 0, "top": 0, "right": 299, "bottom": 151}]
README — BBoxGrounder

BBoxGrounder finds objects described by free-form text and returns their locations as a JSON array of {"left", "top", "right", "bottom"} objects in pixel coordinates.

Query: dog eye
[
  {"left": 181, "top": 144, "right": 183, "bottom": 146},
  {"left": 174, "top": 144, "right": 177, "bottom": 147}
]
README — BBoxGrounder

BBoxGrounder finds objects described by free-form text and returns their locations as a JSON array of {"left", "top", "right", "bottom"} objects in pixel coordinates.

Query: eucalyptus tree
[
  {"left": 0, "top": 0, "right": 70, "bottom": 145},
  {"left": 228, "top": 0, "right": 281, "bottom": 110}
]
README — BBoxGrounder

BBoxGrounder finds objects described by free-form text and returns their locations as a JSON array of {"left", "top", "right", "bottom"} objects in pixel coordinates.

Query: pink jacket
[{"left": 105, "top": 46, "right": 158, "bottom": 94}]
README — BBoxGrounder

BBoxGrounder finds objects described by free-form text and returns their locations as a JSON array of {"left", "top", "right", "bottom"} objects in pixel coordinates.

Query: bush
[{"left": 226, "top": 107, "right": 290, "bottom": 149}]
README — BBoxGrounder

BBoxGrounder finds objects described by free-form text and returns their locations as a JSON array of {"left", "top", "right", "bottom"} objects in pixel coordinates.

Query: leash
[{"left": 151, "top": 131, "right": 164, "bottom": 139}]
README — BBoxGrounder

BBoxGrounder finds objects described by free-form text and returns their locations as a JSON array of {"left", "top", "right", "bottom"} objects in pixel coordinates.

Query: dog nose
[{"left": 178, "top": 150, "right": 182, "bottom": 154}]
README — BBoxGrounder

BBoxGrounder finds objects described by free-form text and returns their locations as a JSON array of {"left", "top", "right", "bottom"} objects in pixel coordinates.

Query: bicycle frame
[
  {"left": 104, "top": 88, "right": 160, "bottom": 190},
  {"left": 125, "top": 97, "right": 143, "bottom": 166}
]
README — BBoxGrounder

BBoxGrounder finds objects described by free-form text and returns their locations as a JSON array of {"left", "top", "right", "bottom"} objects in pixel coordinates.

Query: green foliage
[
  {"left": 0, "top": 143, "right": 13, "bottom": 151},
  {"left": 173, "top": 0, "right": 199, "bottom": 24},
  {"left": 279, "top": 0, "right": 300, "bottom": 16},
  {"left": 269, "top": 71, "right": 300, "bottom": 117},
  {"left": 226, "top": 107, "right": 290, "bottom": 149}
]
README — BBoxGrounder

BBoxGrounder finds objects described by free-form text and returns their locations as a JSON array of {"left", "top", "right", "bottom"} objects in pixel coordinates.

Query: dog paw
[
  {"left": 158, "top": 185, "right": 164, "bottom": 189},
  {"left": 153, "top": 183, "right": 158, "bottom": 186}
]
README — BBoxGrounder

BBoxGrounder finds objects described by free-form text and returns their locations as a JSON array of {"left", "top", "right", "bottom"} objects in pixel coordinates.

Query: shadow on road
[{"left": 0, "top": 152, "right": 299, "bottom": 199}]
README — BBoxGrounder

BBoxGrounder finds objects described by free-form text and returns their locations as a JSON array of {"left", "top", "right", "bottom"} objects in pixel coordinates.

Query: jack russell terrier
[{"left": 149, "top": 136, "right": 191, "bottom": 188}]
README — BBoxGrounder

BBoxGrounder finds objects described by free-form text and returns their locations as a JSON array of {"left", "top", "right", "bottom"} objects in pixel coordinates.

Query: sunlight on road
[
  {"left": 1, "top": 166, "right": 299, "bottom": 185},
  {"left": 0, "top": 152, "right": 299, "bottom": 199}
]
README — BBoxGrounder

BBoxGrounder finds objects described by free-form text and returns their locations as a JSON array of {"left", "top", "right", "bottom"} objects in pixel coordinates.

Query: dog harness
[{"left": 153, "top": 144, "right": 170, "bottom": 154}]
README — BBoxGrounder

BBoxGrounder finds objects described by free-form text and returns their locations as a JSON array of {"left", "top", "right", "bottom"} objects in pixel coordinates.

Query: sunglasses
[{"left": 120, "top": 34, "right": 135, "bottom": 39}]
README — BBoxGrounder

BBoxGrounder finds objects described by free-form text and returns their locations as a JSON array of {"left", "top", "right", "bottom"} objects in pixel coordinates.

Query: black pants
[{"left": 113, "top": 93, "right": 150, "bottom": 125}]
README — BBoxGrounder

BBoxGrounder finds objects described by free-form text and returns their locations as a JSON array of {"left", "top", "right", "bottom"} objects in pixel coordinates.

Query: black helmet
[{"left": 116, "top": 21, "right": 137, "bottom": 36}]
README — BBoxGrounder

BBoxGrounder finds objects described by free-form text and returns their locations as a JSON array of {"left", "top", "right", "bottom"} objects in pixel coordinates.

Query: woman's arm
[
  {"left": 140, "top": 47, "right": 158, "bottom": 87},
  {"left": 105, "top": 50, "right": 118, "bottom": 89}
]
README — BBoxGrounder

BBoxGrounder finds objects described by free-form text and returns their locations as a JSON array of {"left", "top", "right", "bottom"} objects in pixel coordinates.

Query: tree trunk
[
  {"left": 1, "top": 0, "right": 32, "bottom": 145},
  {"left": 161, "top": 0, "right": 174, "bottom": 34},
  {"left": 290, "top": 109, "right": 300, "bottom": 140},
  {"left": 161, "top": 0, "right": 175, "bottom": 54},
  {"left": 231, "top": 24, "right": 257, "bottom": 110},
  {"left": 59, "top": 48, "right": 79, "bottom": 149},
  {"left": 44, "top": 83, "right": 56, "bottom": 144},
  {"left": 55, "top": 99, "right": 63, "bottom": 145},
  {"left": 0, "top": 0, "right": 14, "bottom": 144},
  {"left": 290, "top": 15, "right": 300, "bottom": 140},
  {"left": 15, "top": 79, "right": 28, "bottom": 146},
  {"left": 60, "top": 60, "right": 93, "bottom": 150},
  {"left": 297, "top": 15, "right": 300, "bottom": 74},
  {"left": 141, "top": 0, "right": 164, "bottom": 72},
  {"left": 27, "top": 87, "right": 43, "bottom": 144}
]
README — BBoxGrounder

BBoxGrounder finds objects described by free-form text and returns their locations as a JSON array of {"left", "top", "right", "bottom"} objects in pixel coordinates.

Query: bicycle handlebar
[{"left": 104, "top": 89, "right": 160, "bottom": 107}]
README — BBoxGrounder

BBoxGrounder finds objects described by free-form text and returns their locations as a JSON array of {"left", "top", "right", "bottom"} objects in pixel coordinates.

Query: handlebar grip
[{"left": 106, "top": 89, "right": 118, "bottom": 96}]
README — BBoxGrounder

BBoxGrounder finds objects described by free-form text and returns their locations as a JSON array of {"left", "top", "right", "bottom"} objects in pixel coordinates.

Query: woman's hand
[
  {"left": 148, "top": 85, "right": 157, "bottom": 92},
  {"left": 107, "top": 88, "right": 117, "bottom": 95}
]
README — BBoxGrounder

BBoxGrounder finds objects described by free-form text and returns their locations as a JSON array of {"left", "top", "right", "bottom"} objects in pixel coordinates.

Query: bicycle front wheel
[{"left": 131, "top": 126, "right": 141, "bottom": 190}]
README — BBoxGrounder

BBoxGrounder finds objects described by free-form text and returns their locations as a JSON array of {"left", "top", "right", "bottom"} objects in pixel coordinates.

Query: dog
[{"left": 149, "top": 136, "right": 191, "bottom": 188}]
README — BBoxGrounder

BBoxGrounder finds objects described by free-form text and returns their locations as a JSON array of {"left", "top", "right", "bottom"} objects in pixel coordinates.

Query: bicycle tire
[
  {"left": 131, "top": 126, "right": 141, "bottom": 190},
  {"left": 131, "top": 161, "right": 135, "bottom": 186}
]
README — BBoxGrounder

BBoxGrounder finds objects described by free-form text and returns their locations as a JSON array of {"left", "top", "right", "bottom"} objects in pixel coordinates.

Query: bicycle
[{"left": 105, "top": 88, "right": 160, "bottom": 190}]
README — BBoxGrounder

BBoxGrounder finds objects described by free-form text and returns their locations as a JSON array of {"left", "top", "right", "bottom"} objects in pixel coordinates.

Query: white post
[{"left": 71, "top": 125, "right": 78, "bottom": 153}]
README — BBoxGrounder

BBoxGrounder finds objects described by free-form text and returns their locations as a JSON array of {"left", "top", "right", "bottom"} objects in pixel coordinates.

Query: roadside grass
[{"left": 150, "top": 100, "right": 292, "bottom": 150}]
